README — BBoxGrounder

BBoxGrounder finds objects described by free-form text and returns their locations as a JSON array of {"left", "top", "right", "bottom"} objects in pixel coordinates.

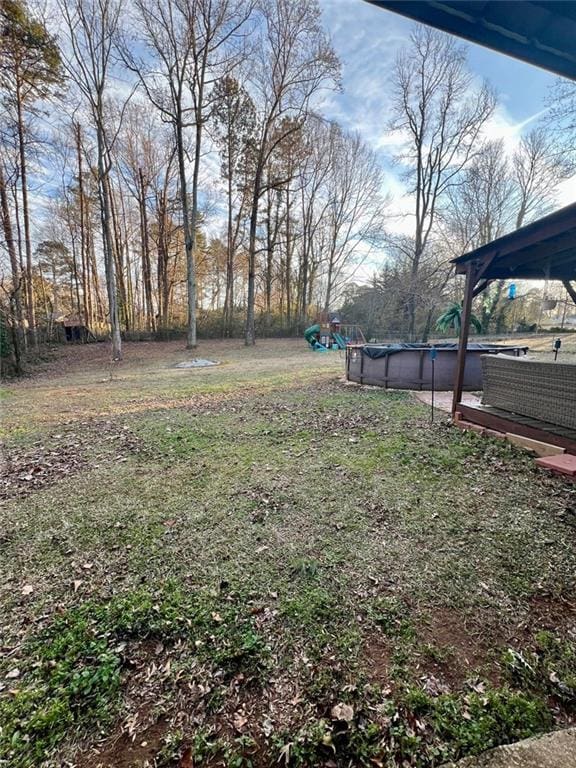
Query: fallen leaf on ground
[
  {"left": 233, "top": 711, "right": 248, "bottom": 732},
  {"left": 331, "top": 702, "right": 354, "bottom": 722}
]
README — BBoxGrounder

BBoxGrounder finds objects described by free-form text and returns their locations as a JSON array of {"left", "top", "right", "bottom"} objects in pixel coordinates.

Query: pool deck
[{"left": 414, "top": 391, "right": 480, "bottom": 413}]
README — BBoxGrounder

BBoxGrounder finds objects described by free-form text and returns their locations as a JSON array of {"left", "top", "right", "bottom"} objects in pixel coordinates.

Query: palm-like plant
[{"left": 435, "top": 303, "right": 482, "bottom": 334}]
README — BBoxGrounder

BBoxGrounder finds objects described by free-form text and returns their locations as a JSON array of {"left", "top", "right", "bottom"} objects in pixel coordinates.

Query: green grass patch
[
  {"left": 272, "top": 685, "right": 552, "bottom": 767},
  {"left": 402, "top": 685, "right": 553, "bottom": 762},
  {"left": 0, "top": 612, "right": 121, "bottom": 766},
  {"left": 503, "top": 631, "right": 576, "bottom": 709},
  {"left": 2, "top": 343, "right": 575, "bottom": 766},
  {"left": 0, "top": 584, "right": 268, "bottom": 767}
]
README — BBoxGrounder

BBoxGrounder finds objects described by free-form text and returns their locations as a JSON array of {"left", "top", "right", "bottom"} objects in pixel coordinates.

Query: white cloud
[
  {"left": 481, "top": 104, "right": 544, "bottom": 154},
  {"left": 556, "top": 176, "right": 576, "bottom": 207}
]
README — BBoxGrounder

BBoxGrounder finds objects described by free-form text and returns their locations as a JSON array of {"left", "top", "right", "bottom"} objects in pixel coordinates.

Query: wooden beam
[
  {"left": 564, "top": 279, "right": 576, "bottom": 305},
  {"left": 473, "top": 278, "right": 492, "bottom": 298},
  {"left": 493, "top": 231, "right": 576, "bottom": 271},
  {"left": 451, "top": 263, "right": 476, "bottom": 417}
]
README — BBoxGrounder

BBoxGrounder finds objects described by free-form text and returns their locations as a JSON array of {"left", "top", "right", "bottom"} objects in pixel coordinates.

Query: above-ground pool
[{"left": 346, "top": 343, "right": 528, "bottom": 391}]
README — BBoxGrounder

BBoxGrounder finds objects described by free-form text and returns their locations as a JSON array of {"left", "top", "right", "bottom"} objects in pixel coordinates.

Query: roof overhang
[
  {"left": 366, "top": 1, "right": 576, "bottom": 81},
  {"left": 452, "top": 201, "right": 576, "bottom": 281}
]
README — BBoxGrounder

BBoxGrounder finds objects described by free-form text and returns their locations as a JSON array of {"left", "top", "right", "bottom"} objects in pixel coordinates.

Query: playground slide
[
  {"left": 304, "top": 324, "right": 328, "bottom": 351},
  {"left": 304, "top": 324, "right": 348, "bottom": 351},
  {"left": 331, "top": 332, "right": 347, "bottom": 350},
  {"left": 304, "top": 323, "right": 320, "bottom": 346}
]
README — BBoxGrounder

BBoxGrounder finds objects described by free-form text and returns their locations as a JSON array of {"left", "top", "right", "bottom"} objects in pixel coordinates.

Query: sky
[
  {"left": 319, "top": 0, "right": 560, "bottom": 151},
  {"left": 316, "top": 0, "right": 576, "bottom": 280}
]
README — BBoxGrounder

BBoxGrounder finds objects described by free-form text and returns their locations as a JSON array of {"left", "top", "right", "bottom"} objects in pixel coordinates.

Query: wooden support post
[{"left": 452, "top": 263, "right": 476, "bottom": 416}]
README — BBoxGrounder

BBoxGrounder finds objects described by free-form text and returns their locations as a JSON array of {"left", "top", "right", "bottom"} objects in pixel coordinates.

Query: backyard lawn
[{"left": 1, "top": 338, "right": 575, "bottom": 767}]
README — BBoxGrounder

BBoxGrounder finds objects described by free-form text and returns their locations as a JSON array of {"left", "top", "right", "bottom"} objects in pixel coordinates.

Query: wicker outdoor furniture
[{"left": 481, "top": 354, "right": 576, "bottom": 430}]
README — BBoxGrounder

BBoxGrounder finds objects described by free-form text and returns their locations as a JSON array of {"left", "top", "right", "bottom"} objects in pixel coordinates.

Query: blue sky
[
  {"left": 316, "top": 0, "right": 575, "bottom": 277},
  {"left": 319, "top": 0, "right": 557, "bottom": 135},
  {"left": 31, "top": 0, "right": 573, "bottom": 282},
  {"left": 318, "top": 1, "right": 574, "bottom": 193}
]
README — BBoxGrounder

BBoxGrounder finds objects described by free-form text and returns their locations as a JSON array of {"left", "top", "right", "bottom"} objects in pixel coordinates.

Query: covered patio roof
[
  {"left": 452, "top": 201, "right": 576, "bottom": 282},
  {"left": 366, "top": 1, "right": 576, "bottom": 80},
  {"left": 449, "top": 202, "right": 576, "bottom": 413}
]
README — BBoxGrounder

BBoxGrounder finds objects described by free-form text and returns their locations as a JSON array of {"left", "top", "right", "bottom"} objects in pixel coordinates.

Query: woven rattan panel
[{"left": 481, "top": 355, "right": 576, "bottom": 430}]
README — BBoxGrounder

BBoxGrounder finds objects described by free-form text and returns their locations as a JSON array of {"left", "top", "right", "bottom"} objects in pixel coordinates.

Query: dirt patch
[
  {"left": 75, "top": 715, "right": 169, "bottom": 768},
  {"left": 363, "top": 634, "right": 392, "bottom": 687},
  {"left": 527, "top": 593, "right": 576, "bottom": 630},
  {"left": 417, "top": 608, "right": 502, "bottom": 689},
  {"left": 363, "top": 607, "right": 502, "bottom": 694}
]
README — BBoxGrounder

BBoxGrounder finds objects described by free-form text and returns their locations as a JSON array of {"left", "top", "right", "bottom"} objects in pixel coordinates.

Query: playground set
[{"left": 304, "top": 314, "right": 365, "bottom": 351}]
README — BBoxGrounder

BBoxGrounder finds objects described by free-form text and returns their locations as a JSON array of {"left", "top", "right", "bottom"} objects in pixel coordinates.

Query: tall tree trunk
[
  {"left": 108, "top": 176, "right": 129, "bottom": 332},
  {"left": 70, "top": 238, "right": 82, "bottom": 322},
  {"left": 76, "top": 123, "right": 91, "bottom": 329},
  {"left": 15, "top": 76, "right": 36, "bottom": 346},
  {"left": 175, "top": 117, "right": 196, "bottom": 348},
  {"left": 87, "top": 222, "right": 104, "bottom": 325},
  {"left": 96, "top": 121, "right": 122, "bottom": 359},
  {"left": 245, "top": 165, "right": 263, "bottom": 346},
  {"left": 156, "top": 189, "right": 170, "bottom": 330},
  {"left": 285, "top": 185, "right": 292, "bottom": 330},
  {"left": 188, "top": 113, "right": 204, "bottom": 347},
  {"left": 265, "top": 188, "right": 273, "bottom": 321},
  {"left": 119, "top": 189, "right": 134, "bottom": 331},
  {"left": 138, "top": 168, "right": 155, "bottom": 332},
  {"left": 7, "top": 293, "right": 22, "bottom": 375},
  {"left": 299, "top": 203, "right": 313, "bottom": 327},
  {"left": 222, "top": 155, "right": 234, "bottom": 337},
  {"left": 324, "top": 251, "right": 335, "bottom": 314},
  {"left": 420, "top": 308, "right": 434, "bottom": 343},
  {"left": 0, "top": 163, "right": 25, "bottom": 362},
  {"left": 37, "top": 262, "right": 50, "bottom": 338}
]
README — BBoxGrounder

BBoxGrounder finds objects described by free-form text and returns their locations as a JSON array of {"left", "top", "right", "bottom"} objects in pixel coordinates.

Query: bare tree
[
  {"left": 212, "top": 75, "right": 255, "bottom": 336},
  {"left": 546, "top": 79, "right": 576, "bottom": 154},
  {"left": 441, "top": 140, "right": 514, "bottom": 332},
  {"left": 0, "top": 0, "right": 63, "bottom": 346},
  {"left": 513, "top": 127, "right": 572, "bottom": 229},
  {"left": 243, "top": 0, "right": 339, "bottom": 345},
  {"left": 123, "top": 0, "right": 252, "bottom": 348},
  {"left": 58, "top": 0, "right": 124, "bottom": 359},
  {"left": 441, "top": 131, "right": 573, "bottom": 329},
  {"left": 390, "top": 26, "right": 495, "bottom": 340},
  {"left": 543, "top": 85, "right": 576, "bottom": 305},
  {"left": 449, "top": 141, "right": 514, "bottom": 248},
  {"left": 320, "top": 125, "right": 386, "bottom": 312},
  {"left": 0, "top": 159, "right": 25, "bottom": 364},
  {"left": 295, "top": 116, "right": 333, "bottom": 324}
]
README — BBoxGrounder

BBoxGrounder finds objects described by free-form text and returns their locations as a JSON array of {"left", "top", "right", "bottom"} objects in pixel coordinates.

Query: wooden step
[{"left": 506, "top": 434, "right": 565, "bottom": 457}]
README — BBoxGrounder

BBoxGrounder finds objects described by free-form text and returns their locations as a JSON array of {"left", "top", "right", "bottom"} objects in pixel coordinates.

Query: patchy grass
[
  {"left": 0, "top": 584, "right": 269, "bottom": 767},
  {"left": 488, "top": 331, "right": 576, "bottom": 363},
  {"left": 1, "top": 339, "right": 575, "bottom": 767}
]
